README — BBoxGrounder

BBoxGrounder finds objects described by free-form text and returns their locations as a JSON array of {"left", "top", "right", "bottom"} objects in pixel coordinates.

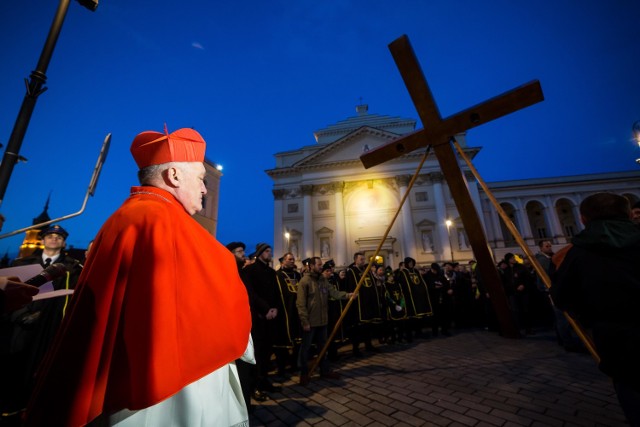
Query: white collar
[{"left": 42, "top": 253, "right": 61, "bottom": 264}]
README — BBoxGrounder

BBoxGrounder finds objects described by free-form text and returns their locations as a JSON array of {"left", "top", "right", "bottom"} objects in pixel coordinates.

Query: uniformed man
[
  {"left": 345, "top": 252, "right": 381, "bottom": 357},
  {"left": 273, "top": 252, "right": 302, "bottom": 377},
  {"left": 3, "top": 225, "right": 82, "bottom": 420},
  {"left": 396, "top": 257, "right": 433, "bottom": 340}
]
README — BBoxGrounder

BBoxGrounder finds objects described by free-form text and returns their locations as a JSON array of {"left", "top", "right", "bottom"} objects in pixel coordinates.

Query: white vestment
[{"left": 91, "top": 338, "right": 255, "bottom": 427}]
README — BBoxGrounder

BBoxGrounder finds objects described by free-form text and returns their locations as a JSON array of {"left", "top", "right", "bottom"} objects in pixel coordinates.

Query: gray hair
[
  {"left": 137, "top": 162, "right": 197, "bottom": 185},
  {"left": 137, "top": 164, "right": 163, "bottom": 185}
]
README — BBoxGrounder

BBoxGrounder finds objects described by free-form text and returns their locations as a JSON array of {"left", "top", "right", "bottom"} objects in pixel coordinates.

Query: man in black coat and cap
[{"left": 240, "top": 243, "right": 281, "bottom": 397}]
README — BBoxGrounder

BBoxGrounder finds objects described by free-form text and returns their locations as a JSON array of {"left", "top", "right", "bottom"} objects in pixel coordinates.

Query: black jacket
[{"left": 551, "top": 219, "right": 640, "bottom": 389}]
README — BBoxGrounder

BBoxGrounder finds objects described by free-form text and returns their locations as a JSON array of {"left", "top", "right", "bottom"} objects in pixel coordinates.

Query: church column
[
  {"left": 396, "top": 175, "right": 417, "bottom": 258},
  {"left": 272, "top": 189, "right": 286, "bottom": 257},
  {"left": 332, "top": 181, "right": 347, "bottom": 267},
  {"left": 301, "top": 185, "right": 314, "bottom": 259},
  {"left": 489, "top": 205, "right": 505, "bottom": 248},
  {"left": 572, "top": 194, "right": 584, "bottom": 232},
  {"left": 544, "top": 195, "right": 566, "bottom": 244},
  {"left": 514, "top": 198, "right": 535, "bottom": 245},
  {"left": 430, "top": 172, "right": 451, "bottom": 261},
  {"left": 465, "top": 171, "right": 487, "bottom": 231}
]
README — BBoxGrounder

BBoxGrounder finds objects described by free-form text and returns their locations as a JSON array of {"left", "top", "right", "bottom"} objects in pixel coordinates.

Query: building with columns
[
  {"left": 267, "top": 105, "right": 640, "bottom": 268},
  {"left": 193, "top": 159, "right": 223, "bottom": 237},
  {"left": 482, "top": 171, "right": 640, "bottom": 261}
]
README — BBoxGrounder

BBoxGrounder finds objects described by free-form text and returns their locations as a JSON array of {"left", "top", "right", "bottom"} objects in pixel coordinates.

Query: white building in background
[
  {"left": 266, "top": 105, "right": 640, "bottom": 268},
  {"left": 481, "top": 171, "right": 640, "bottom": 261},
  {"left": 193, "top": 159, "right": 222, "bottom": 237}
]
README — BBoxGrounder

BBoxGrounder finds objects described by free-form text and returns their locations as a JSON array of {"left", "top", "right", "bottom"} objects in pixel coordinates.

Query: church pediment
[{"left": 293, "top": 126, "right": 402, "bottom": 168}]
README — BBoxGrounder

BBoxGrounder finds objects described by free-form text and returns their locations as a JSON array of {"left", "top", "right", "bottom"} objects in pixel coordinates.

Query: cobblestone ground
[{"left": 250, "top": 329, "right": 627, "bottom": 426}]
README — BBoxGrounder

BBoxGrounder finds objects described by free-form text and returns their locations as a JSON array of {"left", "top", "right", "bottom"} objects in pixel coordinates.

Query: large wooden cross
[{"left": 361, "top": 35, "right": 544, "bottom": 338}]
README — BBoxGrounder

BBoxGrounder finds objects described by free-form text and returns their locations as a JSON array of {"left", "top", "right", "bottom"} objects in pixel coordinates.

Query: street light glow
[
  {"left": 445, "top": 219, "right": 454, "bottom": 261},
  {"left": 633, "top": 121, "right": 640, "bottom": 165}
]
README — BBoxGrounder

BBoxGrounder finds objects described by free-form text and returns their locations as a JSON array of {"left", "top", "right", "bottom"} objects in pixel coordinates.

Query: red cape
[{"left": 26, "top": 186, "right": 251, "bottom": 426}]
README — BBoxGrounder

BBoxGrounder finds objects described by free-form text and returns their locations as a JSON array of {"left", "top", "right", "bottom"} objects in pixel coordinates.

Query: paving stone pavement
[{"left": 249, "top": 330, "right": 628, "bottom": 426}]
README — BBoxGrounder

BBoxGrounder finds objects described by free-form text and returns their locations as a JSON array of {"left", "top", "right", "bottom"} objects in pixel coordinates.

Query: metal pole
[
  {"left": 0, "top": 133, "right": 111, "bottom": 240},
  {"left": 446, "top": 220, "right": 454, "bottom": 261},
  {"left": 0, "top": 0, "right": 71, "bottom": 207}
]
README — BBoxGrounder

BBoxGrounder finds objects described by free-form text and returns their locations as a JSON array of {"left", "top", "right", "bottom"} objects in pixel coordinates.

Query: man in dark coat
[
  {"left": 396, "top": 257, "right": 433, "bottom": 339},
  {"left": 533, "top": 240, "right": 556, "bottom": 331},
  {"left": 425, "top": 263, "right": 452, "bottom": 337},
  {"left": 1, "top": 225, "right": 82, "bottom": 419},
  {"left": 345, "top": 252, "right": 381, "bottom": 356},
  {"left": 499, "top": 253, "right": 526, "bottom": 335},
  {"left": 226, "top": 241, "right": 260, "bottom": 410},
  {"left": 240, "top": 243, "right": 281, "bottom": 396},
  {"left": 551, "top": 193, "right": 640, "bottom": 426},
  {"left": 273, "top": 252, "right": 302, "bottom": 376},
  {"left": 324, "top": 260, "right": 346, "bottom": 360}
]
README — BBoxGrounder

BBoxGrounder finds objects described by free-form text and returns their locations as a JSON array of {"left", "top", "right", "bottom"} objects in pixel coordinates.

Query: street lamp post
[
  {"left": 633, "top": 121, "right": 640, "bottom": 165},
  {"left": 445, "top": 219, "right": 454, "bottom": 262},
  {"left": 0, "top": 0, "right": 97, "bottom": 207}
]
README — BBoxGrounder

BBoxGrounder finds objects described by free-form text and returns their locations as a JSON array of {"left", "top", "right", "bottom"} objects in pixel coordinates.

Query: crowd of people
[
  {"left": 0, "top": 227, "right": 572, "bottom": 423},
  {"left": 223, "top": 241, "right": 564, "bottom": 413},
  {"left": 226, "top": 196, "right": 640, "bottom": 422}
]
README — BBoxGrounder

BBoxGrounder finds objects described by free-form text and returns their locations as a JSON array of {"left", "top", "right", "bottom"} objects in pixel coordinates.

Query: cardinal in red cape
[{"left": 25, "top": 127, "right": 252, "bottom": 426}]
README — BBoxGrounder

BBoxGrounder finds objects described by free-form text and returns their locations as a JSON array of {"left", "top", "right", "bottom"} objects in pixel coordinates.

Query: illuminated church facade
[{"left": 267, "top": 105, "right": 640, "bottom": 268}]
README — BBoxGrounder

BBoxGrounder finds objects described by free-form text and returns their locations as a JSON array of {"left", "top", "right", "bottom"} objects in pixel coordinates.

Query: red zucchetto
[{"left": 130, "top": 127, "right": 206, "bottom": 169}]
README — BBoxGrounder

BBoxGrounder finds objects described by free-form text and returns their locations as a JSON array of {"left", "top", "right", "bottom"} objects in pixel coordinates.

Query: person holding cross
[{"left": 296, "top": 256, "right": 354, "bottom": 385}]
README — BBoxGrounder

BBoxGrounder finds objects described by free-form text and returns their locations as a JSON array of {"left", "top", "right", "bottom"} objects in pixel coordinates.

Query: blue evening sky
[{"left": 0, "top": 1, "right": 638, "bottom": 257}]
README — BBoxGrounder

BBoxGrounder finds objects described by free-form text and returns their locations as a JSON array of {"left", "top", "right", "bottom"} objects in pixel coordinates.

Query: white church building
[{"left": 267, "top": 105, "right": 640, "bottom": 268}]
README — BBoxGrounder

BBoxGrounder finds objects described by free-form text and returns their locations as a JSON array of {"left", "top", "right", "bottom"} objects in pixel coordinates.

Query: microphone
[{"left": 24, "top": 263, "right": 69, "bottom": 287}]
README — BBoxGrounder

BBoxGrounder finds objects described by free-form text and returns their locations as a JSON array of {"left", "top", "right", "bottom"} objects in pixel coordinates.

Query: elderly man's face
[
  {"left": 175, "top": 162, "right": 207, "bottom": 215},
  {"left": 632, "top": 207, "right": 640, "bottom": 225}
]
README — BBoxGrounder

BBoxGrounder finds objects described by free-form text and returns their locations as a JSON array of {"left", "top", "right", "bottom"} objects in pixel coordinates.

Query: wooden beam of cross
[{"left": 361, "top": 35, "right": 544, "bottom": 338}]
